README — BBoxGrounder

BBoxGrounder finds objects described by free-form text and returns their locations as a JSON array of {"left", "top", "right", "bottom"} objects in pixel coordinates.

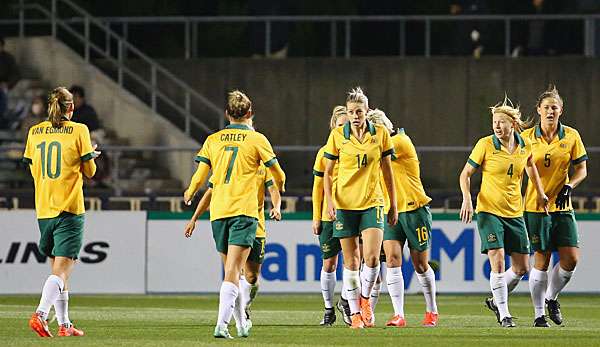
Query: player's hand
[
  {"left": 538, "top": 193, "right": 550, "bottom": 215},
  {"left": 269, "top": 207, "right": 281, "bottom": 221},
  {"left": 387, "top": 205, "right": 398, "bottom": 226},
  {"left": 555, "top": 184, "right": 572, "bottom": 210},
  {"left": 183, "top": 189, "right": 194, "bottom": 206},
  {"left": 92, "top": 144, "right": 101, "bottom": 158},
  {"left": 327, "top": 204, "right": 336, "bottom": 221},
  {"left": 312, "top": 220, "right": 322, "bottom": 235},
  {"left": 460, "top": 199, "right": 474, "bottom": 224},
  {"left": 184, "top": 220, "right": 196, "bottom": 238}
]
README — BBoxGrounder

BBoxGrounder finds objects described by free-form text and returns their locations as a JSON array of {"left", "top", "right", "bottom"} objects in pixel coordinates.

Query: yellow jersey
[
  {"left": 522, "top": 123, "right": 588, "bottom": 212},
  {"left": 467, "top": 133, "right": 532, "bottom": 218},
  {"left": 196, "top": 124, "right": 283, "bottom": 221},
  {"left": 23, "top": 120, "right": 96, "bottom": 219},
  {"left": 323, "top": 121, "right": 394, "bottom": 210},
  {"left": 312, "top": 146, "right": 339, "bottom": 222},
  {"left": 256, "top": 165, "right": 274, "bottom": 238},
  {"left": 387, "top": 129, "right": 431, "bottom": 213}
]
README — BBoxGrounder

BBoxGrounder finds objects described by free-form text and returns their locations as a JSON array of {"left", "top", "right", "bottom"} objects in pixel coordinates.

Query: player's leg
[
  {"left": 525, "top": 211, "right": 552, "bottom": 327},
  {"left": 369, "top": 263, "right": 383, "bottom": 316},
  {"left": 383, "top": 239, "right": 406, "bottom": 327},
  {"left": 360, "top": 226, "right": 383, "bottom": 327},
  {"left": 318, "top": 221, "right": 340, "bottom": 325},
  {"left": 241, "top": 237, "right": 265, "bottom": 325},
  {"left": 504, "top": 216, "right": 531, "bottom": 294},
  {"left": 545, "top": 212, "right": 580, "bottom": 325}
]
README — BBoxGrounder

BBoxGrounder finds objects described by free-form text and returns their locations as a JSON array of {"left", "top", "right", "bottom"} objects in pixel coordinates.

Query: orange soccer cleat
[
  {"left": 350, "top": 313, "right": 365, "bottom": 329},
  {"left": 385, "top": 314, "right": 407, "bottom": 327},
  {"left": 29, "top": 313, "right": 53, "bottom": 337},
  {"left": 359, "top": 296, "right": 374, "bottom": 327},
  {"left": 58, "top": 324, "right": 85, "bottom": 337},
  {"left": 422, "top": 312, "right": 438, "bottom": 327}
]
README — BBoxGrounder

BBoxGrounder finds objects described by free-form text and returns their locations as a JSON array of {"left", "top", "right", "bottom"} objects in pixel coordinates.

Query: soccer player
[
  {"left": 367, "top": 109, "right": 439, "bottom": 327},
  {"left": 522, "top": 85, "right": 587, "bottom": 327},
  {"left": 24, "top": 87, "right": 99, "bottom": 337},
  {"left": 459, "top": 96, "right": 548, "bottom": 328},
  {"left": 183, "top": 90, "right": 286, "bottom": 339},
  {"left": 322, "top": 87, "right": 398, "bottom": 329},
  {"left": 185, "top": 162, "right": 282, "bottom": 333},
  {"left": 312, "top": 105, "right": 347, "bottom": 326}
]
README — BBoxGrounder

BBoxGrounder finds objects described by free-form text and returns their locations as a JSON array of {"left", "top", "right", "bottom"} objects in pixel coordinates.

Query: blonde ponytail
[
  {"left": 47, "top": 87, "right": 73, "bottom": 128},
  {"left": 329, "top": 105, "right": 347, "bottom": 130}
]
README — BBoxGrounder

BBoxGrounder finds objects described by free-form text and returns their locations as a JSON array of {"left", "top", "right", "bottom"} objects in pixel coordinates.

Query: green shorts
[
  {"left": 319, "top": 221, "right": 342, "bottom": 259},
  {"left": 37, "top": 212, "right": 85, "bottom": 259},
  {"left": 384, "top": 206, "right": 432, "bottom": 252},
  {"left": 333, "top": 206, "right": 385, "bottom": 239},
  {"left": 247, "top": 237, "right": 266, "bottom": 264},
  {"left": 525, "top": 211, "right": 579, "bottom": 252},
  {"left": 211, "top": 216, "right": 258, "bottom": 254},
  {"left": 477, "top": 212, "right": 530, "bottom": 254}
]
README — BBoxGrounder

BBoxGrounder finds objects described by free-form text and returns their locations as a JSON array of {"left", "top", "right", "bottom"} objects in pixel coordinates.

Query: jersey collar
[
  {"left": 492, "top": 132, "right": 525, "bottom": 151},
  {"left": 225, "top": 123, "right": 253, "bottom": 131},
  {"left": 535, "top": 122, "right": 565, "bottom": 140},
  {"left": 343, "top": 120, "right": 376, "bottom": 140}
]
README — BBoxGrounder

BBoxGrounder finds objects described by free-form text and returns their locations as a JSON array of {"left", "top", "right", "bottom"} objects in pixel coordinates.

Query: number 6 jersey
[{"left": 23, "top": 120, "right": 96, "bottom": 219}]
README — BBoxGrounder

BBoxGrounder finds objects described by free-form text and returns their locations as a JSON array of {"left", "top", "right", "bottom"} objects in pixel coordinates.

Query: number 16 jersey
[{"left": 195, "top": 124, "right": 279, "bottom": 221}]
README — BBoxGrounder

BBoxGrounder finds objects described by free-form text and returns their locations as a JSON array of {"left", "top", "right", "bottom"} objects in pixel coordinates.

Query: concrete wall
[
  {"left": 8, "top": 37, "right": 199, "bottom": 188},
  {"left": 152, "top": 57, "right": 599, "bottom": 192}
]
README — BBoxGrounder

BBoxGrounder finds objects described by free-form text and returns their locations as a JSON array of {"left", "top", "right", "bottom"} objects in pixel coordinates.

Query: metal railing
[
  {"left": 4, "top": 13, "right": 599, "bottom": 58},
  {"left": 12, "top": 0, "right": 224, "bottom": 136}
]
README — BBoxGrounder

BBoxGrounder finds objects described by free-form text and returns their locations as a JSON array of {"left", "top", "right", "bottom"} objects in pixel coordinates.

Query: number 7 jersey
[
  {"left": 23, "top": 121, "right": 96, "bottom": 219},
  {"left": 195, "top": 124, "right": 282, "bottom": 221}
]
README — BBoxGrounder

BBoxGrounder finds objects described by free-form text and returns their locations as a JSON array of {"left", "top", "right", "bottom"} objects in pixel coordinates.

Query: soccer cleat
[
  {"left": 236, "top": 320, "right": 252, "bottom": 338},
  {"left": 213, "top": 325, "right": 234, "bottom": 339},
  {"left": 29, "top": 312, "right": 53, "bottom": 337},
  {"left": 422, "top": 312, "right": 438, "bottom": 327},
  {"left": 386, "top": 315, "right": 407, "bottom": 327},
  {"left": 533, "top": 315, "right": 550, "bottom": 327},
  {"left": 320, "top": 308, "right": 336, "bottom": 326},
  {"left": 546, "top": 299, "right": 563, "bottom": 325},
  {"left": 485, "top": 297, "right": 501, "bottom": 324},
  {"left": 350, "top": 313, "right": 365, "bottom": 329},
  {"left": 58, "top": 323, "right": 85, "bottom": 336},
  {"left": 359, "top": 296, "right": 374, "bottom": 327},
  {"left": 336, "top": 298, "right": 352, "bottom": 326},
  {"left": 501, "top": 317, "right": 516, "bottom": 328}
]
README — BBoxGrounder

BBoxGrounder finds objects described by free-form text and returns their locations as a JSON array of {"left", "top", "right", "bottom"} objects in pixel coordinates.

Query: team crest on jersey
[
  {"left": 520, "top": 149, "right": 526, "bottom": 154},
  {"left": 335, "top": 222, "right": 344, "bottom": 230},
  {"left": 487, "top": 233, "right": 497, "bottom": 243},
  {"left": 560, "top": 143, "right": 567, "bottom": 148},
  {"left": 371, "top": 137, "right": 377, "bottom": 143}
]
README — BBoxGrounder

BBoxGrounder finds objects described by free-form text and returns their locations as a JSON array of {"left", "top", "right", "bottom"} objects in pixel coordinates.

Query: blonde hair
[
  {"left": 47, "top": 87, "right": 73, "bottom": 128},
  {"left": 536, "top": 84, "right": 563, "bottom": 108},
  {"left": 226, "top": 90, "right": 252, "bottom": 119},
  {"left": 329, "top": 105, "right": 347, "bottom": 130},
  {"left": 367, "top": 108, "right": 393, "bottom": 132},
  {"left": 346, "top": 87, "right": 369, "bottom": 109},
  {"left": 490, "top": 94, "right": 531, "bottom": 133}
]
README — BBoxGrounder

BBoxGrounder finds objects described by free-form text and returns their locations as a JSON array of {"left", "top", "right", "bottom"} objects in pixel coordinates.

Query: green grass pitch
[{"left": 1, "top": 294, "right": 599, "bottom": 346}]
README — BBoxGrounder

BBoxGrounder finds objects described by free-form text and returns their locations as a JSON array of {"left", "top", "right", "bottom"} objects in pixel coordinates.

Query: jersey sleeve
[
  {"left": 22, "top": 130, "right": 33, "bottom": 165},
  {"left": 195, "top": 140, "right": 211, "bottom": 167},
  {"left": 381, "top": 129, "right": 394, "bottom": 157},
  {"left": 467, "top": 138, "right": 486, "bottom": 168},
  {"left": 264, "top": 167, "right": 274, "bottom": 188},
  {"left": 312, "top": 149, "right": 326, "bottom": 177},
  {"left": 78, "top": 125, "right": 96, "bottom": 161},
  {"left": 323, "top": 130, "right": 339, "bottom": 160},
  {"left": 255, "top": 134, "right": 278, "bottom": 168},
  {"left": 571, "top": 131, "right": 588, "bottom": 165}
]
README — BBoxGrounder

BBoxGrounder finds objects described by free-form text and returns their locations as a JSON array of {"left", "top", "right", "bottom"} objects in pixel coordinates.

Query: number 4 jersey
[
  {"left": 195, "top": 124, "right": 282, "bottom": 221},
  {"left": 23, "top": 121, "right": 96, "bottom": 219}
]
